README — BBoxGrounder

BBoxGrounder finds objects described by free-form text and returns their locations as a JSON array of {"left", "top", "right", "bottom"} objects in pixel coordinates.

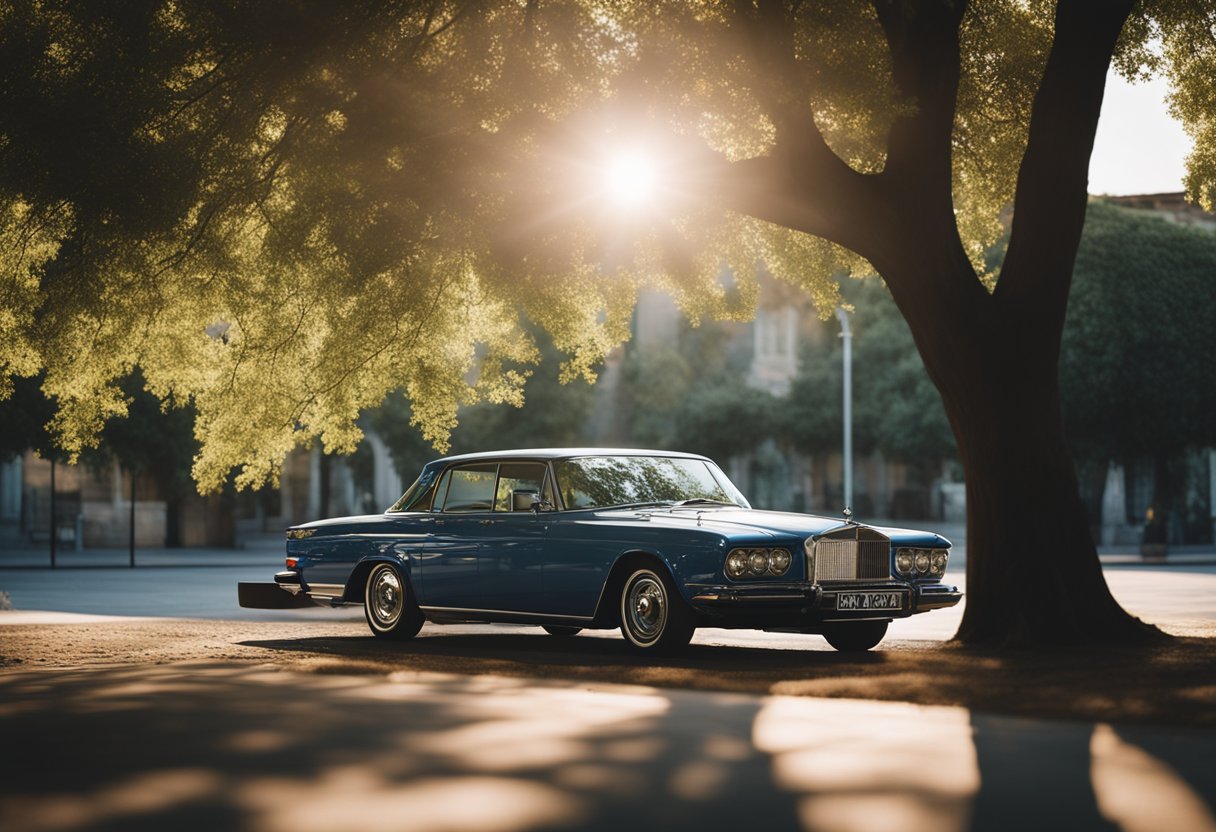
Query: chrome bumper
[
  {"left": 913, "top": 583, "right": 963, "bottom": 611},
  {"left": 688, "top": 580, "right": 961, "bottom": 617}
]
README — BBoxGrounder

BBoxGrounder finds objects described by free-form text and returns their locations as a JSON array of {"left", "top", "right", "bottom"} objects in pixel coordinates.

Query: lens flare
[{"left": 603, "top": 151, "right": 658, "bottom": 207}]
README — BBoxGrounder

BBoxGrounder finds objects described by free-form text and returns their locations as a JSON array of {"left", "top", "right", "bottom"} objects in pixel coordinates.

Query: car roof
[{"left": 428, "top": 448, "right": 713, "bottom": 466}]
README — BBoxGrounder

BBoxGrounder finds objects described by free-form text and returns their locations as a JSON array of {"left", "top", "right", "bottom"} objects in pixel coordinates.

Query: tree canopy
[{"left": 3, "top": 0, "right": 1210, "bottom": 497}]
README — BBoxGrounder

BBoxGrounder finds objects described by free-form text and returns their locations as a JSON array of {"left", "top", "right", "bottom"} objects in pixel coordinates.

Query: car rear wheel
[
  {"left": 364, "top": 562, "right": 424, "bottom": 640},
  {"left": 821, "top": 620, "right": 888, "bottom": 652},
  {"left": 619, "top": 566, "right": 694, "bottom": 653},
  {"left": 541, "top": 625, "right": 582, "bottom": 637}
]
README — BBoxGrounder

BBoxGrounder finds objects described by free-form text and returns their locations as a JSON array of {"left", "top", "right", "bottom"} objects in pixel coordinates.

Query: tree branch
[
  {"left": 708, "top": 1, "right": 884, "bottom": 257},
  {"left": 873, "top": 0, "right": 968, "bottom": 192},
  {"left": 995, "top": 0, "right": 1135, "bottom": 353}
]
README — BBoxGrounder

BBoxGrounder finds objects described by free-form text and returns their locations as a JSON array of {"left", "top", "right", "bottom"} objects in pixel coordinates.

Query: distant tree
[
  {"left": 619, "top": 345, "right": 694, "bottom": 449},
  {"left": 0, "top": 375, "right": 55, "bottom": 462},
  {"left": 620, "top": 313, "right": 772, "bottom": 458},
  {"left": 786, "top": 278, "right": 954, "bottom": 469},
  {"left": 1061, "top": 200, "right": 1216, "bottom": 530},
  {"left": 93, "top": 370, "right": 198, "bottom": 548},
  {"left": 674, "top": 378, "right": 778, "bottom": 463}
]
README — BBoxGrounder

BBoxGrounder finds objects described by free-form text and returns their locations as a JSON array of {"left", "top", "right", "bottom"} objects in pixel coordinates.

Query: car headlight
[
  {"left": 726, "top": 547, "right": 792, "bottom": 579},
  {"left": 914, "top": 550, "right": 931, "bottom": 574},
  {"left": 726, "top": 549, "right": 749, "bottom": 578},
  {"left": 930, "top": 550, "right": 948, "bottom": 576},
  {"left": 895, "top": 548, "right": 915, "bottom": 576}
]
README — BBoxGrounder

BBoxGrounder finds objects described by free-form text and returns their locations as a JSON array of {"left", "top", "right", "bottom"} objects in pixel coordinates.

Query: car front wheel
[
  {"left": 364, "top": 562, "right": 424, "bottom": 640},
  {"left": 821, "top": 620, "right": 888, "bottom": 652},
  {"left": 619, "top": 566, "right": 694, "bottom": 653}
]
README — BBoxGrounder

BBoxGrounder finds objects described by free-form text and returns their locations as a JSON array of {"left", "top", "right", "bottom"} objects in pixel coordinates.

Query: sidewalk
[{"left": 0, "top": 544, "right": 285, "bottom": 569}]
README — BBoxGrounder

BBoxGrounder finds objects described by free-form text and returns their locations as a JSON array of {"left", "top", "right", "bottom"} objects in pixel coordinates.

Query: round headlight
[
  {"left": 768, "top": 548, "right": 791, "bottom": 575},
  {"left": 895, "top": 549, "right": 915, "bottom": 576},
  {"left": 914, "top": 550, "right": 931, "bottom": 574},
  {"left": 931, "top": 551, "right": 948, "bottom": 576},
  {"left": 726, "top": 549, "right": 749, "bottom": 578},
  {"left": 749, "top": 549, "right": 770, "bottom": 575}
]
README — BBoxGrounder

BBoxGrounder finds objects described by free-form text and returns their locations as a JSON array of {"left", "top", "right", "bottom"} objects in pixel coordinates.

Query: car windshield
[
  {"left": 387, "top": 467, "right": 437, "bottom": 512},
  {"left": 554, "top": 456, "right": 746, "bottom": 510}
]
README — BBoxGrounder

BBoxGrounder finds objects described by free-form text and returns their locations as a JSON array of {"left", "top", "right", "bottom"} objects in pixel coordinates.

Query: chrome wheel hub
[
  {"left": 370, "top": 568, "right": 403, "bottom": 626},
  {"left": 626, "top": 575, "right": 666, "bottom": 642}
]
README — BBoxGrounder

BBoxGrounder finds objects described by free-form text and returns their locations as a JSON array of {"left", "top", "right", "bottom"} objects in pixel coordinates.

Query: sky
[{"left": 1088, "top": 69, "right": 1191, "bottom": 196}]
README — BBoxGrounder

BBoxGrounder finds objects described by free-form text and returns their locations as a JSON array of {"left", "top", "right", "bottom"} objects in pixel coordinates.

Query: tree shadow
[{"left": 0, "top": 663, "right": 801, "bottom": 832}]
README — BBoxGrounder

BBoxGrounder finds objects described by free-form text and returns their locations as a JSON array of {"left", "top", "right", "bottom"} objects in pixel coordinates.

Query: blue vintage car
[{"left": 239, "top": 448, "right": 961, "bottom": 652}]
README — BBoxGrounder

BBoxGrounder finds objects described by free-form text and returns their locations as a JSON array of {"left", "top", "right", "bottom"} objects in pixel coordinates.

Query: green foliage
[
  {"left": 1, "top": 0, "right": 1212, "bottom": 494},
  {"left": 94, "top": 370, "right": 198, "bottom": 496},
  {"left": 618, "top": 312, "right": 769, "bottom": 458},
  {"left": 1061, "top": 200, "right": 1216, "bottom": 462},
  {"left": 786, "top": 278, "right": 955, "bottom": 466},
  {"left": 369, "top": 325, "right": 596, "bottom": 479},
  {"left": 447, "top": 327, "right": 597, "bottom": 454},
  {"left": 674, "top": 380, "right": 778, "bottom": 462}
]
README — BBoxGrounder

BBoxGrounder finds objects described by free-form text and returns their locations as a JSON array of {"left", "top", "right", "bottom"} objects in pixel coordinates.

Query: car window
[
  {"left": 441, "top": 464, "right": 498, "bottom": 512},
  {"left": 388, "top": 467, "right": 439, "bottom": 512},
  {"left": 494, "top": 463, "right": 547, "bottom": 512},
  {"left": 554, "top": 456, "right": 736, "bottom": 509}
]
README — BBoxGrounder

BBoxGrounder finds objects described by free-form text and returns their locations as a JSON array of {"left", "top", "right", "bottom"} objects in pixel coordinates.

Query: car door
[
  {"left": 418, "top": 463, "right": 497, "bottom": 609},
  {"left": 477, "top": 462, "right": 552, "bottom": 612}
]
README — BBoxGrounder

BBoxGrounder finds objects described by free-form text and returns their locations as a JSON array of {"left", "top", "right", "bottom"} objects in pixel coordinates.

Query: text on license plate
[{"left": 836, "top": 591, "right": 904, "bottom": 611}]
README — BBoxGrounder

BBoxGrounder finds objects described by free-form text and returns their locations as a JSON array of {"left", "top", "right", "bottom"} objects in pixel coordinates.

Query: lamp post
[{"left": 835, "top": 307, "right": 853, "bottom": 515}]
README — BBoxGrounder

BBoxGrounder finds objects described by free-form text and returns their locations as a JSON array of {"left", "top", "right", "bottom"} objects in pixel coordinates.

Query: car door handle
[{"left": 479, "top": 519, "right": 497, "bottom": 525}]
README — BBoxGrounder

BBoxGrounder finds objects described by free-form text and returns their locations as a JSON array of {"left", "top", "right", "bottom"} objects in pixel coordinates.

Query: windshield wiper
[
  {"left": 672, "top": 498, "right": 735, "bottom": 507},
  {"left": 614, "top": 501, "right": 677, "bottom": 510}
]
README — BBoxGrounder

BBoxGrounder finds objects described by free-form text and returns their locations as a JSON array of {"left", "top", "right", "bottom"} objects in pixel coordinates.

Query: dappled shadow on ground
[
  {"left": 0, "top": 663, "right": 794, "bottom": 832},
  {"left": 1, "top": 662, "right": 1212, "bottom": 832},
  {"left": 238, "top": 628, "right": 1216, "bottom": 729}
]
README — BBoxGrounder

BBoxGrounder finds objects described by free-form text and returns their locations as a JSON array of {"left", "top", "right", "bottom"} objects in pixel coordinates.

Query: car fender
[
  {"left": 588, "top": 548, "right": 690, "bottom": 626},
  {"left": 343, "top": 553, "right": 415, "bottom": 604}
]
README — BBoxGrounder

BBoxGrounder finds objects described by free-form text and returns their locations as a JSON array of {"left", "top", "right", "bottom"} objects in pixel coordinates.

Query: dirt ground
[{"left": 2, "top": 617, "right": 1213, "bottom": 728}]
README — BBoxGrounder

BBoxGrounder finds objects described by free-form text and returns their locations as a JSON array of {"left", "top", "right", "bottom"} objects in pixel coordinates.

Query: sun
[{"left": 603, "top": 150, "right": 659, "bottom": 209}]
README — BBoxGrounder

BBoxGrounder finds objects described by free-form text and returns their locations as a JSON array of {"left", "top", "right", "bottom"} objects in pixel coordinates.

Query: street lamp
[{"left": 835, "top": 306, "right": 853, "bottom": 516}]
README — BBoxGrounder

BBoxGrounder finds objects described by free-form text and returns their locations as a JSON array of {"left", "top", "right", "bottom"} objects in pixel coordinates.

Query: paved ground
[
  {"left": 2, "top": 660, "right": 1213, "bottom": 832},
  {"left": 1, "top": 549, "right": 1213, "bottom": 832}
]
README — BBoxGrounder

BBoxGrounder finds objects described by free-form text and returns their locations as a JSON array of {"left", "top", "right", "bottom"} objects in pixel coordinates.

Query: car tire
[
  {"left": 821, "top": 620, "right": 888, "bottom": 652},
  {"left": 619, "top": 566, "right": 694, "bottom": 653},
  {"left": 541, "top": 625, "right": 582, "bottom": 637},
  {"left": 364, "top": 562, "right": 424, "bottom": 640}
]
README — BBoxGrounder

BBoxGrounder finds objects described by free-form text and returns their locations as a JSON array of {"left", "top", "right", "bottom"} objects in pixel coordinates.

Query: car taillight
[{"left": 285, "top": 557, "right": 298, "bottom": 569}]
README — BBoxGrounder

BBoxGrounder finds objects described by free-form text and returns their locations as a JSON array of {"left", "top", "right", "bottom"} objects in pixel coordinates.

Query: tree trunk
[{"left": 933, "top": 323, "right": 1162, "bottom": 646}]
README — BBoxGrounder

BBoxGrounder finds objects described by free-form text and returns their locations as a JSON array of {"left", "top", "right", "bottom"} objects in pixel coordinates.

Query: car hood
[{"left": 629, "top": 507, "right": 951, "bottom": 547}]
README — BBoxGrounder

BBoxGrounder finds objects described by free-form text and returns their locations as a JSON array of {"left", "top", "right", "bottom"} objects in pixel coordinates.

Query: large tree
[{"left": 2, "top": 1, "right": 1213, "bottom": 644}]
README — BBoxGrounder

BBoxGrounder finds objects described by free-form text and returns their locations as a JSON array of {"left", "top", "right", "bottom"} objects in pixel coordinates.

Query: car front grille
[{"left": 811, "top": 533, "right": 892, "bottom": 582}]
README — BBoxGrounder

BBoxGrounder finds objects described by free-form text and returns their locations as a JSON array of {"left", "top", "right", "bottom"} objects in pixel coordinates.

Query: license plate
[{"left": 835, "top": 591, "right": 904, "bottom": 611}]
